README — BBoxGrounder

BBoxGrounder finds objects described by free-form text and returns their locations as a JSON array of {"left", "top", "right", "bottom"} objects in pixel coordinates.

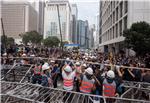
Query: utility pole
[
  {"left": 1, "top": 18, "right": 7, "bottom": 52},
  {"left": 56, "top": 4, "right": 63, "bottom": 55}
]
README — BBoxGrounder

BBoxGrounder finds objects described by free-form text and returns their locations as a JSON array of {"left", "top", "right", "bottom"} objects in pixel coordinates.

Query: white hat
[
  {"left": 64, "top": 65, "right": 72, "bottom": 72},
  {"left": 82, "top": 64, "right": 87, "bottom": 67},
  {"left": 85, "top": 67, "right": 93, "bottom": 75},
  {"left": 75, "top": 62, "right": 80, "bottom": 66},
  {"left": 83, "top": 56, "right": 86, "bottom": 58},
  {"left": 42, "top": 64, "right": 50, "bottom": 71},
  {"left": 91, "top": 56, "right": 95, "bottom": 59},
  {"left": 85, "top": 58, "right": 88, "bottom": 60},
  {"left": 30, "top": 54, "right": 35, "bottom": 57},
  {"left": 85, "top": 53, "right": 88, "bottom": 56},
  {"left": 38, "top": 57, "right": 42, "bottom": 60},
  {"left": 107, "top": 70, "right": 115, "bottom": 78},
  {"left": 22, "top": 53, "right": 26, "bottom": 57},
  {"left": 50, "top": 60, "right": 55, "bottom": 63},
  {"left": 105, "top": 60, "right": 110, "bottom": 64},
  {"left": 44, "top": 62, "right": 49, "bottom": 66},
  {"left": 3, "top": 53, "right": 7, "bottom": 56},
  {"left": 66, "top": 58, "right": 70, "bottom": 60}
]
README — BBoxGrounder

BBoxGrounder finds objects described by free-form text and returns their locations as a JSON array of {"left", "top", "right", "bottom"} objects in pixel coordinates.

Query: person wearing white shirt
[{"left": 62, "top": 65, "right": 76, "bottom": 103}]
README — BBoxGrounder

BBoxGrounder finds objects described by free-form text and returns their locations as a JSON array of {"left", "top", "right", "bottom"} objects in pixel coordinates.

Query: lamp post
[
  {"left": 56, "top": 4, "right": 63, "bottom": 56},
  {"left": 1, "top": 18, "right": 7, "bottom": 52}
]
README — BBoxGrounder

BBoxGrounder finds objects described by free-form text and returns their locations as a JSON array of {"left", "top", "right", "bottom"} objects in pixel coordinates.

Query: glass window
[
  {"left": 62, "top": 22, "right": 66, "bottom": 35},
  {"left": 124, "top": 16, "right": 127, "bottom": 30},
  {"left": 120, "top": 2, "right": 123, "bottom": 18},
  {"left": 113, "top": 12, "right": 115, "bottom": 23},
  {"left": 111, "top": 1, "right": 113, "bottom": 12},
  {"left": 119, "top": 20, "right": 122, "bottom": 36},
  {"left": 124, "top": 1, "right": 128, "bottom": 14},
  {"left": 116, "top": 7, "right": 118, "bottom": 21},
  {"left": 113, "top": 27, "right": 114, "bottom": 39},
  {"left": 116, "top": 24, "right": 118, "bottom": 38}
]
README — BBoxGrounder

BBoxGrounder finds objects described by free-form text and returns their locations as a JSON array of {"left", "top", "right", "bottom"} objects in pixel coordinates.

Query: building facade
[
  {"left": 71, "top": 4, "right": 78, "bottom": 44},
  {"left": 85, "top": 20, "right": 90, "bottom": 49},
  {"left": 77, "top": 20, "right": 85, "bottom": 48},
  {"left": 44, "top": 0, "right": 72, "bottom": 42},
  {"left": 99, "top": 0, "right": 150, "bottom": 54},
  {"left": 1, "top": 1, "right": 38, "bottom": 44},
  {"left": 77, "top": 20, "right": 90, "bottom": 49},
  {"left": 31, "top": 0, "right": 45, "bottom": 35},
  {"left": 89, "top": 25, "right": 95, "bottom": 49},
  {"left": 94, "top": 14, "right": 99, "bottom": 49}
]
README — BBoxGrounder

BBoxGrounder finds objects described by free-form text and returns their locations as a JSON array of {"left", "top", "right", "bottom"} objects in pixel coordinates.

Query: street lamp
[
  {"left": 1, "top": 18, "right": 7, "bottom": 52},
  {"left": 56, "top": 4, "right": 63, "bottom": 55}
]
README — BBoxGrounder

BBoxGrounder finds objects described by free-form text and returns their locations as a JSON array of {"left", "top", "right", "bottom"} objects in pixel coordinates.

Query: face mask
[{"left": 107, "top": 78, "right": 113, "bottom": 83}]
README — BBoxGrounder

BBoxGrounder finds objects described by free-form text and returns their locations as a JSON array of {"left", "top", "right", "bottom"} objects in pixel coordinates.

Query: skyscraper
[
  {"left": 89, "top": 25, "right": 95, "bottom": 49},
  {"left": 85, "top": 20, "right": 89, "bottom": 48},
  {"left": 71, "top": 4, "right": 78, "bottom": 44},
  {"left": 94, "top": 14, "right": 99, "bottom": 49},
  {"left": 44, "top": 0, "right": 72, "bottom": 42},
  {"left": 77, "top": 20, "right": 90, "bottom": 48},
  {"left": 30, "top": 0, "right": 45, "bottom": 35}
]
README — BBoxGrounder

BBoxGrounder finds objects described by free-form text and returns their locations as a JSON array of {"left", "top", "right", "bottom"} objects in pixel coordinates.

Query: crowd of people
[{"left": 1, "top": 45, "right": 150, "bottom": 102}]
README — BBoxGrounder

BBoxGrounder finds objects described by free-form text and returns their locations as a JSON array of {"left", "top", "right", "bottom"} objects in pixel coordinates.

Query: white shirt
[{"left": 62, "top": 70, "right": 76, "bottom": 91}]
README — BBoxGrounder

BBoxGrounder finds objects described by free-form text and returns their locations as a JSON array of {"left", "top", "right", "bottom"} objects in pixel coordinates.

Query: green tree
[
  {"left": 42, "top": 36, "right": 60, "bottom": 47},
  {"left": 20, "top": 31, "right": 43, "bottom": 45},
  {"left": 1, "top": 35, "right": 15, "bottom": 47},
  {"left": 22, "top": 33, "right": 29, "bottom": 45},
  {"left": 123, "top": 21, "right": 150, "bottom": 55},
  {"left": 1, "top": 35, "right": 7, "bottom": 45},
  {"left": 7, "top": 37, "right": 15, "bottom": 45}
]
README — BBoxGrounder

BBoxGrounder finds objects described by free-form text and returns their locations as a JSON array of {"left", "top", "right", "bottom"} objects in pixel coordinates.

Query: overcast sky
[{"left": 69, "top": 0, "right": 99, "bottom": 25}]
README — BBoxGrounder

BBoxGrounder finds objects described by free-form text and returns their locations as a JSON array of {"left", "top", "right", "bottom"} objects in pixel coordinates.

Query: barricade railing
[
  {"left": 1, "top": 64, "right": 33, "bottom": 83},
  {"left": 2, "top": 63, "right": 150, "bottom": 88},
  {"left": 1, "top": 57, "right": 150, "bottom": 71},
  {"left": 1, "top": 63, "right": 17, "bottom": 80},
  {"left": 1, "top": 81, "right": 150, "bottom": 103},
  {"left": 2, "top": 64, "right": 150, "bottom": 89},
  {"left": 1, "top": 94, "right": 33, "bottom": 103},
  {"left": 1, "top": 58, "right": 150, "bottom": 102}
]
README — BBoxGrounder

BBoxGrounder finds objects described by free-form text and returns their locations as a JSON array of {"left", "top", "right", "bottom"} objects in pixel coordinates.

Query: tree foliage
[
  {"left": 42, "top": 36, "right": 60, "bottom": 47},
  {"left": 123, "top": 21, "right": 150, "bottom": 55},
  {"left": 1, "top": 35, "right": 15, "bottom": 47},
  {"left": 20, "top": 31, "right": 43, "bottom": 45}
]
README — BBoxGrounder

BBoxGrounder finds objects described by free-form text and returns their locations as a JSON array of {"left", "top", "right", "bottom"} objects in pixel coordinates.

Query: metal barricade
[
  {"left": 1, "top": 56, "right": 150, "bottom": 71},
  {"left": 1, "top": 94, "right": 33, "bottom": 103},
  {"left": 1, "top": 64, "right": 14, "bottom": 79},
  {"left": 1, "top": 81, "right": 150, "bottom": 103},
  {"left": 1, "top": 57, "right": 150, "bottom": 103},
  {"left": 1, "top": 64, "right": 33, "bottom": 83},
  {"left": 121, "top": 81, "right": 150, "bottom": 102}
]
